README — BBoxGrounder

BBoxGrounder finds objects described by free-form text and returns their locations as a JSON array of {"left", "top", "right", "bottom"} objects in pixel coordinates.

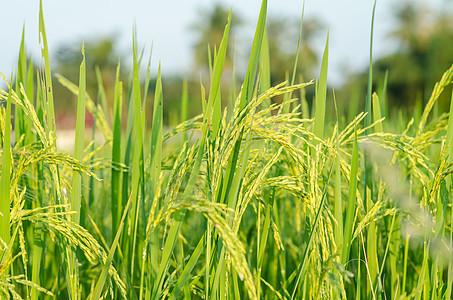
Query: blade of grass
[
  {"left": 210, "top": 48, "right": 222, "bottom": 138},
  {"left": 364, "top": 0, "right": 377, "bottom": 213},
  {"left": 366, "top": 187, "right": 378, "bottom": 297},
  {"left": 168, "top": 235, "right": 205, "bottom": 300},
  {"left": 39, "top": 0, "right": 56, "bottom": 135},
  {"left": 372, "top": 92, "right": 383, "bottom": 133},
  {"left": 31, "top": 71, "right": 46, "bottom": 300},
  {"left": 299, "top": 74, "right": 310, "bottom": 119},
  {"left": 211, "top": 83, "right": 261, "bottom": 299},
  {"left": 380, "top": 70, "right": 389, "bottom": 119},
  {"left": 181, "top": 79, "right": 189, "bottom": 141},
  {"left": 239, "top": 0, "right": 267, "bottom": 111},
  {"left": 149, "top": 60, "right": 163, "bottom": 221},
  {"left": 65, "top": 43, "right": 86, "bottom": 300},
  {"left": 92, "top": 188, "right": 133, "bottom": 300},
  {"left": 414, "top": 239, "right": 430, "bottom": 300},
  {"left": 445, "top": 92, "right": 453, "bottom": 299},
  {"left": 121, "top": 74, "right": 136, "bottom": 263},
  {"left": 71, "top": 43, "right": 86, "bottom": 225},
  {"left": 365, "top": 0, "right": 377, "bottom": 133},
  {"left": 388, "top": 214, "right": 401, "bottom": 298},
  {"left": 282, "top": 0, "right": 305, "bottom": 111},
  {"left": 259, "top": 27, "right": 271, "bottom": 108},
  {"left": 128, "top": 28, "right": 146, "bottom": 285},
  {"left": 334, "top": 128, "right": 343, "bottom": 251},
  {"left": 446, "top": 91, "right": 453, "bottom": 169},
  {"left": 16, "top": 25, "right": 33, "bottom": 147},
  {"left": 111, "top": 63, "right": 123, "bottom": 237},
  {"left": 257, "top": 204, "right": 272, "bottom": 299},
  {"left": 402, "top": 234, "right": 410, "bottom": 296},
  {"left": 342, "top": 127, "right": 359, "bottom": 265},
  {"left": 139, "top": 62, "right": 163, "bottom": 299},
  {"left": 152, "top": 11, "right": 232, "bottom": 299},
  {"left": 214, "top": 3, "right": 267, "bottom": 272},
  {"left": 290, "top": 168, "right": 331, "bottom": 300},
  {"left": 313, "top": 31, "right": 329, "bottom": 141},
  {"left": 0, "top": 72, "right": 13, "bottom": 247},
  {"left": 363, "top": 7, "right": 378, "bottom": 297}
]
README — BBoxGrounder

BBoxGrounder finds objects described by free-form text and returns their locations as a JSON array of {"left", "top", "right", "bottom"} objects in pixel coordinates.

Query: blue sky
[{"left": 0, "top": 0, "right": 451, "bottom": 86}]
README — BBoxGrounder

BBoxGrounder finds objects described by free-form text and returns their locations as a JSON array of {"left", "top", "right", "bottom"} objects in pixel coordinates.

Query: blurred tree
[
  {"left": 53, "top": 36, "right": 123, "bottom": 116},
  {"left": 191, "top": 3, "right": 242, "bottom": 75},
  {"left": 341, "top": 1, "right": 453, "bottom": 116},
  {"left": 266, "top": 16, "right": 321, "bottom": 86},
  {"left": 190, "top": 3, "right": 321, "bottom": 105}
]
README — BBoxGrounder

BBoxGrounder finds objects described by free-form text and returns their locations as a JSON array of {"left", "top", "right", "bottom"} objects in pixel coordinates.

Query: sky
[{"left": 0, "top": 0, "right": 451, "bottom": 86}]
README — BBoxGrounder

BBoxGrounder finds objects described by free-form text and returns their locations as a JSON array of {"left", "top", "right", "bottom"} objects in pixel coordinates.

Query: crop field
[{"left": 1, "top": 0, "right": 453, "bottom": 299}]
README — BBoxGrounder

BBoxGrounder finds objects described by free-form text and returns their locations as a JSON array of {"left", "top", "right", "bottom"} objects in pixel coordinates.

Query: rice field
[{"left": 1, "top": 0, "right": 453, "bottom": 299}]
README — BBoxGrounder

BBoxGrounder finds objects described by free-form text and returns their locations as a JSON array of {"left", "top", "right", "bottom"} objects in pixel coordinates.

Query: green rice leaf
[
  {"left": 313, "top": 31, "right": 329, "bottom": 140},
  {"left": 71, "top": 44, "right": 86, "bottom": 225},
  {"left": 111, "top": 63, "right": 122, "bottom": 235},
  {"left": 342, "top": 128, "right": 359, "bottom": 265},
  {"left": 0, "top": 73, "right": 13, "bottom": 246}
]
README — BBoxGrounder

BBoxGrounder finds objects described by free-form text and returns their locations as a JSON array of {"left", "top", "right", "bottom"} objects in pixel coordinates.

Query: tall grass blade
[
  {"left": 364, "top": 0, "right": 377, "bottom": 211},
  {"left": 128, "top": 28, "right": 146, "bottom": 285},
  {"left": 342, "top": 128, "right": 358, "bottom": 265},
  {"left": 39, "top": 0, "right": 56, "bottom": 134},
  {"left": 92, "top": 191, "right": 133, "bottom": 300},
  {"left": 71, "top": 44, "right": 86, "bottom": 225},
  {"left": 380, "top": 70, "right": 389, "bottom": 118},
  {"left": 168, "top": 236, "right": 205, "bottom": 300},
  {"left": 111, "top": 63, "right": 123, "bottom": 236},
  {"left": 66, "top": 43, "right": 87, "bottom": 300},
  {"left": 257, "top": 204, "right": 272, "bottom": 298},
  {"left": 0, "top": 73, "right": 13, "bottom": 247},
  {"left": 153, "top": 12, "right": 232, "bottom": 298},
  {"left": 313, "top": 31, "right": 329, "bottom": 141},
  {"left": 366, "top": 188, "right": 378, "bottom": 297},
  {"left": 181, "top": 79, "right": 189, "bottom": 141},
  {"left": 334, "top": 131, "right": 343, "bottom": 251},
  {"left": 239, "top": 0, "right": 267, "bottom": 111},
  {"left": 148, "top": 61, "right": 163, "bottom": 284},
  {"left": 282, "top": 0, "right": 305, "bottom": 109},
  {"left": 16, "top": 26, "right": 33, "bottom": 147},
  {"left": 259, "top": 28, "right": 271, "bottom": 108},
  {"left": 365, "top": 1, "right": 377, "bottom": 131},
  {"left": 445, "top": 92, "right": 453, "bottom": 299},
  {"left": 446, "top": 91, "right": 453, "bottom": 163},
  {"left": 31, "top": 72, "right": 45, "bottom": 300},
  {"left": 290, "top": 182, "right": 329, "bottom": 299},
  {"left": 372, "top": 92, "right": 383, "bottom": 133}
]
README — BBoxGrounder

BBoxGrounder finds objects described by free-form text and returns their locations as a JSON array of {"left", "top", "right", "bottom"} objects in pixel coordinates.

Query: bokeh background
[{"left": 1, "top": 0, "right": 453, "bottom": 129}]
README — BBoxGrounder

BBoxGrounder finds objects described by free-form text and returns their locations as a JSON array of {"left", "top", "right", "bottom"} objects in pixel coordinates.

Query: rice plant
[{"left": 1, "top": 0, "right": 453, "bottom": 299}]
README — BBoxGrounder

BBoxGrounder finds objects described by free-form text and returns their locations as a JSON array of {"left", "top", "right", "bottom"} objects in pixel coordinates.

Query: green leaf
[
  {"left": 71, "top": 44, "right": 86, "bottom": 225},
  {"left": 168, "top": 236, "right": 205, "bottom": 300},
  {"left": 372, "top": 92, "right": 383, "bottom": 133},
  {"left": 92, "top": 188, "right": 133, "bottom": 300},
  {"left": 39, "top": 0, "right": 56, "bottom": 134},
  {"left": 0, "top": 73, "right": 13, "bottom": 246},
  {"left": 342, "top": 128, "right": 359, "bottom": 265},
  {"left": 111, "top": 63, "right": 123, "bottom": 235},
  {"left": 313, "top": 31, "right": 329, "bottom": 140},
  {"left": 239, "top": 0, "right": 267, "bottom": 111}
]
